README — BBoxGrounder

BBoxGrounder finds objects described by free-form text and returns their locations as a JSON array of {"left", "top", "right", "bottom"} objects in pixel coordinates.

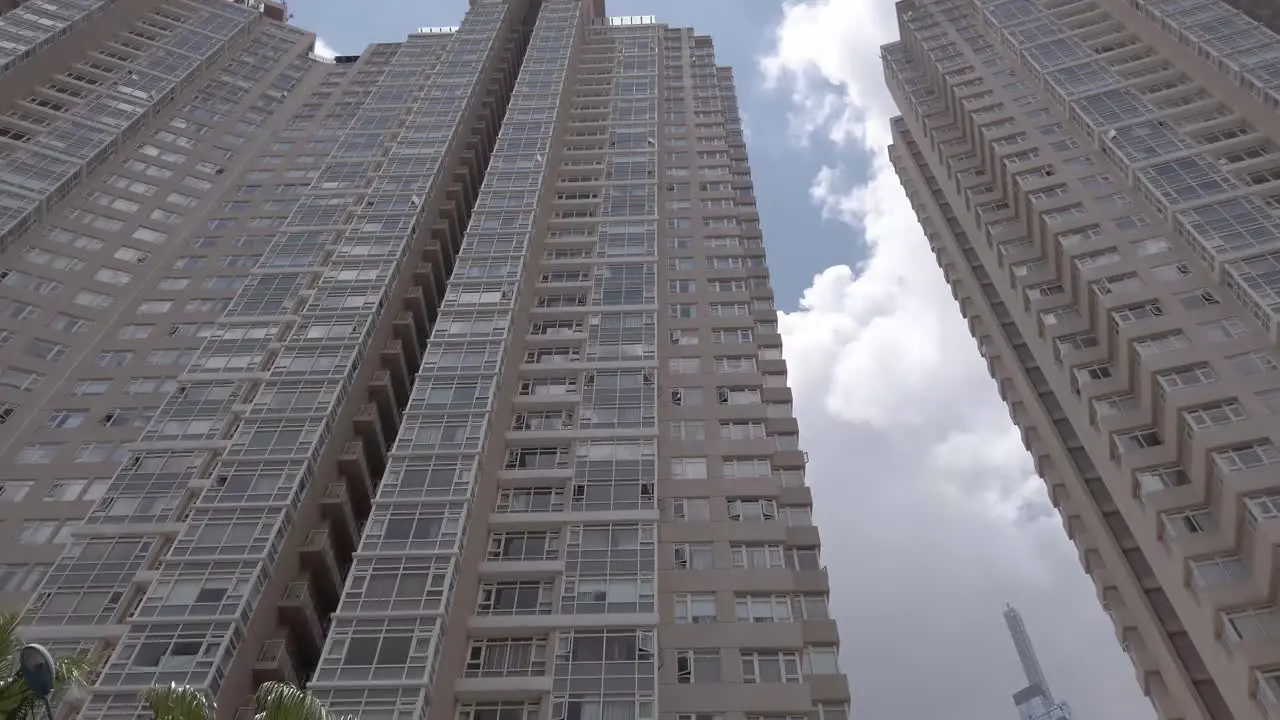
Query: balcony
[
  {"left": 755, "top": 330, "right": 783, "bottom": 350},
  {"left": 392, "top": 334, "right": 420, "bottom": 377},
  {"left": 422, "top": 235, "right": 452, "bottom": 278},
  {"left": 455, "top": 639, "right": 553, "bottom": 699},
  {"left": 416, "top": 260, "right": 443, "bottom": 320},
  {"left": 278, "top": 581, "right": 325, "bottom": 657},
  {"left": 339, "top": 441, "right": 374, "bottom": 501},
  {"left": 253, "top": 639, "right": 298, "bottom": 686},
  {"left": 1257, "top": 670, "right": 1280, "bottom": 720},
  {"left": 353, "top": 403, "right": 389, "bottom": 473},
  {"left": 480, "top": 548, "right": 564, "bottom": 578},
  {"left": 392, "top": 310, "right": 424, "bottom": 363},
  {"left": 379, "top": 340, "right": 411, "bottom": 398},
  {"left": 758, "top": 356, "right": 787, "bottom": 376},
  {"left": 791, "top": 566, "right": 830, "bottom": 593},
  {"left": 300, "top": 525, "right": 343, "bottom": 600},
  {"left": 433, "top": 201, "right": 463, "bottom": 251},
  {"left": 399, "top": 292, "right": 429, "bottom": 341},
  {"left": 752, "top": 304, "right": 778, "bottom": 322},
  {"left": 367, "top": 370, "right": 403, "bottom": 433},
  {"left": 761, "top": 386, "right": 793, "bottom": 406},
  {"left": 320, "top": 481, "right": 359, "bottom": 551},
  {"left": 809, "top": 672, "right": 853, "bottom": 703},
  {"left": 470, "top": 583, "right": 558, "bottom": 633}
]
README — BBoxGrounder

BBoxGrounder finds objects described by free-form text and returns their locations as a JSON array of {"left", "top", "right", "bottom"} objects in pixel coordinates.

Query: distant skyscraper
[
  {"left": 0, "top": 1, "right": 852, "bottom": 719},
  {"left": 1005, "top": 605, "right": 1071, "bottom": 720},
  {"left": 1005, "top": 603, "right": 1054, "bottom": 703},
  {"left": 882, "top": 0, "right": 1280, "bottom": 717}
]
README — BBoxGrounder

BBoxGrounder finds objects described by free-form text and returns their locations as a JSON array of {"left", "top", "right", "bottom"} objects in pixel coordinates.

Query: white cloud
[
  {"left": 760, "top": 0, "right": 899, "bottom": 148},
  {"left": 314, "top": 36, "right": 338, "bottom": 60},
  {"left": 758, "top": 2, "right": 1154, "bottom": 719}
]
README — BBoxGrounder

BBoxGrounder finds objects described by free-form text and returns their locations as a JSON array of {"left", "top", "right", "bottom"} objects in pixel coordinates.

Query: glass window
[
  {"left": 670, "top": 457, "right": 707, "bottom": 480},
  {"left": 16, "top": 444, "right": 61, "bottom": 464},
  {"left": 0, "top": 481, "right": 32, "bottom": 503}
]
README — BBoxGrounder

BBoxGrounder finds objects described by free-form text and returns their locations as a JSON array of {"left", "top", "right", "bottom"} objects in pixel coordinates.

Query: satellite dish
[{"left": 18, "top": 644, "right": 55, "bottom": 699}]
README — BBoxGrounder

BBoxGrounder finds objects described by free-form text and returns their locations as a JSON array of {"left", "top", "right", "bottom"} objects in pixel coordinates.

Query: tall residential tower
[
  {"left": 1005, "top": 603, "right": 1054, "bottom": 704},
  {"left": 1004, "top": 604, "right": 1071, "bottom": 720},
  {"left": 884, "top": 0, "right": 1280, "bottom": 719},
  {"left": 0, "top": 1, "right": 851, "bottom": 719}
]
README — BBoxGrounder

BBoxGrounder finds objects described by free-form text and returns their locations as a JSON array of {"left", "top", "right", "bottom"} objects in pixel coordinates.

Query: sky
[{"left": 293, "top": 1, "right": 1156, "bottom": 719}]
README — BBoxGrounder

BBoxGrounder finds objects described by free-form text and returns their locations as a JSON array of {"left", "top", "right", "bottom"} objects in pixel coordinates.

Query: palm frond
[
  {"left": 0, "top": 621, "right": 93, "bottom": 720},
  {"left": 142, "top": 683, "right": 213, "bottom": 720},
  {"left": 52, "top": 652, "right": 92, "bottom": 690},
  {"left": 255, "top": 682, "right": 328, "bottom": 720},
  {"left": 0, "top": 685, "right": 38, "bottom": 720},
  {"left": 0, "top": 677, "right": 31, "bottom": 716},
  {"left": 0, "top": 612, "right": 26, "bottom": 678},
  {"left": 4, "top": 697, "right": 38, "bottom": 720}
]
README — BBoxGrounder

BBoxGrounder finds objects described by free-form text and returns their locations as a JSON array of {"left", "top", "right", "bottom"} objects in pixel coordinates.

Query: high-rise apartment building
[
  {"left": 0, "top": 1, "right": 851, "bottom": 719},
  {"left": 883, "top": 0, "right": 1280, "bottom": 719},
  {"left": 1004, "top": 603, "right": 1054, "bottom": 705},
  {"left": 1004, "top": 604, "right": 1072, "bottom": 720}
]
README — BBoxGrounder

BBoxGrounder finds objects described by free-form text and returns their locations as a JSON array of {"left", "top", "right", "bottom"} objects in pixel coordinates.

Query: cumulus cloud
[
  {"left": 757, "top": 2, "right": 1154, "bottom": 719},
  {"left": 314, "top": 36, "right": 339, "bottom": 59},
  {"left": 759, "top": 0, "right": 899, "bottom": 147}
]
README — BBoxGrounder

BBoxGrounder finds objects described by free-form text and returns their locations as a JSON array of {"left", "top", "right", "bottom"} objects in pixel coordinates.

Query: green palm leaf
[
  {"left": 0, "top": 612, "right": 92, "bottom": 720},
  {"left": 136, "top": 681, "right": 356, "bottom": 720},
  {"left": 51, "top": 654, "right": 91, "bottom": 691},
  {"left": 254, "top": 681, "right": 330, "bottom": 720},
  {"left": 0, "top": 613, "right": 24, "bottom": 679},
  {"left": 141, "top": 683, "right": 213, "bottom": 720}
]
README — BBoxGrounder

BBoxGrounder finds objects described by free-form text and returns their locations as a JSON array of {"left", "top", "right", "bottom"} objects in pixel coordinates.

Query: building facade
[
  {"left": 883, "top": 0, "right": 1280, "bottom": 719},
  {"left": 0, "top": 1, "right": 851, "bottom": 720}
]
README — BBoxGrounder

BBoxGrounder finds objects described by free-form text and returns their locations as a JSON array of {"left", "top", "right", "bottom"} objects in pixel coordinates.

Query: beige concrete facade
[
  {"left": 0, "top": 1, "right": 850, "bottom": 719},
  {"left": 884, "top": 1, "right": 1280, "bottom": 719}
]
